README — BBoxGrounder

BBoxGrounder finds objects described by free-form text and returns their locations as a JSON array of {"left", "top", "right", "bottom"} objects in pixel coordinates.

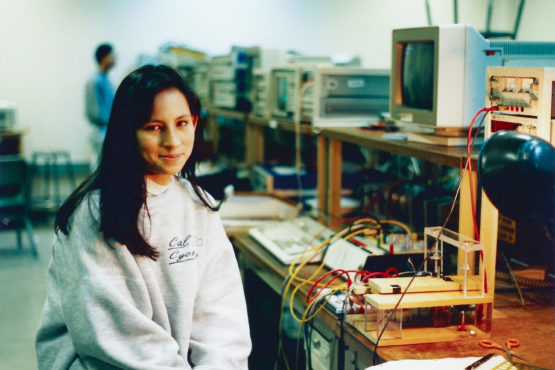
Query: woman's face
[{"left": 136, "top": 88, "right": 197, "bottom": 185}]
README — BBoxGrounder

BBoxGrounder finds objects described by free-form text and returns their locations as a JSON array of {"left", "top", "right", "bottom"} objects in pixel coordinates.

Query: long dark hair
[{"left": 55, "top": 65, "right": 216, "bottom": 260}]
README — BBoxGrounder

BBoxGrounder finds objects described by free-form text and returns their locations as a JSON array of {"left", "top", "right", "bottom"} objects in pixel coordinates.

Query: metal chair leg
[
  {"left": 16, "top": 227, "right": 23, "bottom": 250},
  {"left": 24, "top": 217, "right": 38, "bottom": 258}
]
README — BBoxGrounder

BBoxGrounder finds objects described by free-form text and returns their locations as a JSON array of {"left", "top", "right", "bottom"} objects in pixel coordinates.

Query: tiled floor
[
  {"left": 0, "top": 220, "right": 55, "bottom": 370},
  {"left": 0, "top": 170, "right": 87, "bottom": 370}
]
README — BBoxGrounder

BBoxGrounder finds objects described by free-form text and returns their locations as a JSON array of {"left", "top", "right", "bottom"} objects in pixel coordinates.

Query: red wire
[
  {"left": 306, "top": 266, "right": 398, "bottom": 304},
  {"left": 367, "top": 268, "right": 399, "bottom": 280},
  {"left": 303, "top": 218, "right": 383, "bottom": 303},
  {"left": 466, "top": 106, "right": 499, "bottom": 241},
  {"left": 466, "top": 106, "right": 498, "bottom": 293},
  {"left": 306, "top": 269, "right": 350, "bottom": 303},
  {"left": 385, "top": 267, "right": 399, "bottom": 277}
]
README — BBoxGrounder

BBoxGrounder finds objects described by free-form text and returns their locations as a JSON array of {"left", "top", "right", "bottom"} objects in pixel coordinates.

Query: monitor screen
[
  {"left": 401, "top": 41, "right": 434, "bottom": 111},
  {"left": 276, "top": 76, "right": 288, "bottom": 111}
]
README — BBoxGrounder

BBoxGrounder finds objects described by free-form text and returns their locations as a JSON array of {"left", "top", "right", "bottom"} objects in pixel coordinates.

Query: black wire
[
  {"left": 338, "top": 308, "right": 346, "bottom": 370},
  {"left": 320, "top": 233, "right": 338, "bottom": 263},
  {"left": 320, "top": 218, "right": 363, "bottom": 260},
  {"left": 303, "top": 294, "right": 324, "bottom": 370},
  {"left": 301, "top": 289, "right": 334, "bottom": 370},
  {"left": 371, "top": 196, "right": 457, "bottom": 365},
  {"left": 371, "top": 111, "right": 490, "bottom": 365},
  {"left": 304, "top": 315, "right": 312, "bottom": 370},
  {"left": 275, "top": 274, "right": 292, "bottom": 370}
]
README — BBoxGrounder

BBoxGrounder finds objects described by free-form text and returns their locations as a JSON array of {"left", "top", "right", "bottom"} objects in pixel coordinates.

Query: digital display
[{"left": 401, "top": 42, "right": 434, "bottom": 110}]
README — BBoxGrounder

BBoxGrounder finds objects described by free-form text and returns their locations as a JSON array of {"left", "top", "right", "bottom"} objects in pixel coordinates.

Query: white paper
[{"left": 365, "top": 355, "right": 512, "bottom": 370}]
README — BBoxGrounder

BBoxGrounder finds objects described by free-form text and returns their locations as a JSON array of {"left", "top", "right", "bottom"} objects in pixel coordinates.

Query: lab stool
[{"left": 31, "top": 150, "right": 76, "bottom": 212}]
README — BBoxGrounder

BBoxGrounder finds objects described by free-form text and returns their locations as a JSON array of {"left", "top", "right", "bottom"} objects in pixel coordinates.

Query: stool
[{"left": 31, "top": 151, "right": 76, "bottom": 212}]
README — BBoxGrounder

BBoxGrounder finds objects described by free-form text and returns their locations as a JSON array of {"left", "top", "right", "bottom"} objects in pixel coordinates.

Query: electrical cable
[
  {"left": 302, "top": 297, "right": 322, "bottom": 370},
  {"left": 275, "top": 274, "right": 292, "bottom": 370},
  {"left": 289, "top": 216, "right": 360, "bottom": 279},
  {"left": 466, "top": 106, "right": 499, "bottom": 240},
  {"left": 293, "top": 79, "right": 314, "bottom": 207},
  {"left": 280, "top": 221, "right": 381, "bottom": 370},
  {"left": 466, "top": 107, "right": 496, "bottom": 293},
  {"left": 289, "top": 227, "right": 374, "bottom": 322},
  {"left": 303, "top": 297, "right": 322, "bottom": 370},
  {"left": 283, "top": 107, "right": 491, "bottom": 366},
  {"left": 278, "top": 221, "right": 372, "bottom": 369},
  {"left": 379, "top": 219, "right": 412, "bottom": 236},
  {"left": 371, "top": 142, "right": 474, "bottom": 365},
  {"left": 370, "top": 106, "right": 495, "bottom": 364},
  {"left": 296, "top": 288, "right": 337, "bottom": 370},
  {"left": 405, "top": 258, "right": 415, "bottom": 272},
  {"left": 378, "top": 219, "right": 413, "bottom": 250},
  {"left": 276, "top": 216, "right": 400, "bottom": 368},
  {"left": 289, "top": 219, "right": 370, "bottom": 279},
  {"left": 307, "top": 269, "right": 351, "bottom": 304}
]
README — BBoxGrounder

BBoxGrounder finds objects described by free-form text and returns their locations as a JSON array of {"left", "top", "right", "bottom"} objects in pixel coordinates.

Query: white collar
[{"left": 146, "top": 176, "right": 173, "bottom": 196}]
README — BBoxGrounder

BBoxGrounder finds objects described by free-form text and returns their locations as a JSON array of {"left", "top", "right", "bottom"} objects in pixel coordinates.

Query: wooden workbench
[
  {"left": 232, "top": 232, "right": 555, "bottom": 369},
  {"left": 314, "top": 126, "right": 504, "bottom": 328},
  {"left": 205, "top": 107, "right": 553, "bottom": 368}
]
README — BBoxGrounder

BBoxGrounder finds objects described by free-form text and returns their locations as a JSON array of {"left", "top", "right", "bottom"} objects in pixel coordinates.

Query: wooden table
[
  {"left": 232, "top": 231, "right": 555, "bottom": 369},
  {"left": 205, "top": 108, "right": 550, "bottom": 367}
]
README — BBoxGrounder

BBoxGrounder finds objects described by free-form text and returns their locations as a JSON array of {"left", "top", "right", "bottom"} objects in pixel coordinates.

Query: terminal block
[{"left": 485, "top": 66, "right": 554, "bottom": 143}]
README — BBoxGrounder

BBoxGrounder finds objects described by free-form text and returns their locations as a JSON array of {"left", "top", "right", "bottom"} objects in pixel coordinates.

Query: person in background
[
  {"left": 85, "top": 43, "right": 116, "bottom": 166},
  {"left": 36, "top": 65, "right": 251, "bottom": 369}
]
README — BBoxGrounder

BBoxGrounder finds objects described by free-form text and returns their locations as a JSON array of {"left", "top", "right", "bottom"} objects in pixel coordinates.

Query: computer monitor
[
  {"left": 390, "top": 24, "right": 555, "bottom": 131},
  {"left": 390, "top": 24, "right": 491, "bottom": 130}
]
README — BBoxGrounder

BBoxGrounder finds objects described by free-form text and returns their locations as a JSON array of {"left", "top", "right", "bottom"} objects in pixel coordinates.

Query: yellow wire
[
  {"left": 294, "top": 288, "right": 341, "bottom": 369},
  {"left": 380, "top": 219, "right": 412, "bottom": 236},
  {"left": 276, "top": 217, "right": 412, "bottom": 368},
  {"left": 290, "top": 224, "right": 378, "bottom": 368},
  {"left": 287, "top": 223, "right": 379, "bottom": 318},
  {"left": 288, "top": 217, "right": 379, "bottom": 276},
  {"left": 277, "top": 224, "right": 363, "bottom": 369},
  {"left": 283, "top": 221, "right": 380, "bottom": 319},
  {"left": 288, "top": 227, "right": 374, "bottom": 323},
  {"left": 277, "top": 224, "right": 346, "bottom": 370},
  {"left": 354, "top": 217, "right": 380, "bottom": 226},
  {"left": 277, "top": 218, "right": 381, "bottom": 369},
  {"left": 302, "top": 287, "right": 343, "bottom": 322}
]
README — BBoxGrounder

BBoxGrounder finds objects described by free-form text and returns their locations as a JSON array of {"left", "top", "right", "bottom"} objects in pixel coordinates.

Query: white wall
[{"left": 1, "top": 0, "right": 554, "bottom": 163}]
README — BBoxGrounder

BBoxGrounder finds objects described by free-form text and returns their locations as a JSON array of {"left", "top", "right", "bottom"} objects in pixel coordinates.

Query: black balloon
[{"left": 478, "top": 130, "right": 555, "bottom": 223}]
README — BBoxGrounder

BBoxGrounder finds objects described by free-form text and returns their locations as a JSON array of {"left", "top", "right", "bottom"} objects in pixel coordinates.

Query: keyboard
[{"left": 248, "top": 216, "right": 334, "bottom": 264}]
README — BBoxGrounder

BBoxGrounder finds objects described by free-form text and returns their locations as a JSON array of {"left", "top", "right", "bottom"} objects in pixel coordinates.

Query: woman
[{"left": 35, "top": 65, "right": 251, "bottom": 369}]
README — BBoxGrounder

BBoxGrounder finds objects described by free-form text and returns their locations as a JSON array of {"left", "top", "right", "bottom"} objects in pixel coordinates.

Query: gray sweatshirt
[{"left": 35, "top": 178, "right": 251, "bottom": 369}]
